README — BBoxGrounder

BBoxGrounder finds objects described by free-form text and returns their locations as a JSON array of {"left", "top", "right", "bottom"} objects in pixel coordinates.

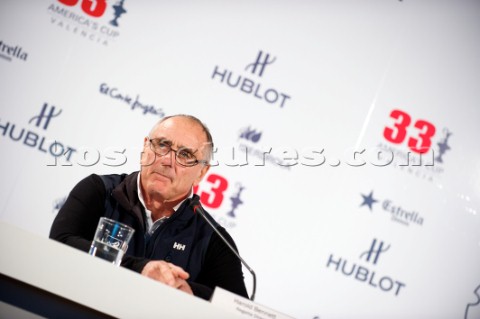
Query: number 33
[{"left": 383, "top": 109, "right": 436, "bottom": 154}]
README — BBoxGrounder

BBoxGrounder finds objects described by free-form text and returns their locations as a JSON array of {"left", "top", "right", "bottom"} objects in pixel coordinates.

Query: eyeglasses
[{"left": 148, "top": 138, "right": 209, "bottom": 167}]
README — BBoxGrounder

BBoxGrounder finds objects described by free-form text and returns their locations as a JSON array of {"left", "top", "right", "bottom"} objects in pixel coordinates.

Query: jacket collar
[
  {"left": 111, "top": 171, "right": 144, "bottom": 224},
  {"left": 111, "top": 171, "right": 196, "bottom": 225}
]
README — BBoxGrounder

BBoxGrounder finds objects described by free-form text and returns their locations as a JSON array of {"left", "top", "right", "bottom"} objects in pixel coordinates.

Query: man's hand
[{"left": 141, "top": 260, "right": 193, "bottom": 295}]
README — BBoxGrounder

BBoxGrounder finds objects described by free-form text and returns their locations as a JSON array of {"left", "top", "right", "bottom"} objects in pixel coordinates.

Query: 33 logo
[
  {"left": 383, "top": 109, "right": 436, "bottom": 154},
  {"left": 193, "top": 173, "right": 228, "bottom": 209},
  {"left": 58, "top": 0, "right": 108, "bottom": 17}
]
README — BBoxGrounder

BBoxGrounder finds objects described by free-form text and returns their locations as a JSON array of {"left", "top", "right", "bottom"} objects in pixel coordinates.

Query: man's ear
[
  {"left": 193, "top": 165, "right": 210, "bottom": 187},
  {"left": 140, "top": 137, "right": 154, "bottom": 167}
]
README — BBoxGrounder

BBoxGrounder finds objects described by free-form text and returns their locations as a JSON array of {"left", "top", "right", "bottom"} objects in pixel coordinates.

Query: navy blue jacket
[{"left": 50, "top": 172, "right": 248, "bottom": 300}]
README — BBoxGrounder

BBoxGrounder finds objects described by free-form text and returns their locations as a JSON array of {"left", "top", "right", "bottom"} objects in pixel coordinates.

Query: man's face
[{"left": 140, "top": 117, "right": 210, "bottom": 203}]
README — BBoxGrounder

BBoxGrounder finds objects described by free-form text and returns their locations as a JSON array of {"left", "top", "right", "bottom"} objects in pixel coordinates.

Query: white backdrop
[{"left": 1, "top": 1, "right": 480, "bottom": 318}]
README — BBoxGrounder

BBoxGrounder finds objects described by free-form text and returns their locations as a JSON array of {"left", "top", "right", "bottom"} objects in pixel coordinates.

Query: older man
[{"left": 50, "top": 114, "right": 248, "bottom": 300}]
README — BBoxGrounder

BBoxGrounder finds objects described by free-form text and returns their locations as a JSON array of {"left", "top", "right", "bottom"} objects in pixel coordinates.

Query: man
[{"left": 50, "top": 114, "right": 248, "bottom": 300}]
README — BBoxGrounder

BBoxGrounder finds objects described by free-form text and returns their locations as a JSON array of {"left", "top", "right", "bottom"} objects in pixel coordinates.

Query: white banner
[{"left": 1, "top": 1, "right": 479, "bottom": 318}]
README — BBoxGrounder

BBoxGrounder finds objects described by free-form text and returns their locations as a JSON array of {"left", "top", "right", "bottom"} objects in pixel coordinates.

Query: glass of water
[{"left": 88, "top": 217, "right": 135, "bottom": 266}]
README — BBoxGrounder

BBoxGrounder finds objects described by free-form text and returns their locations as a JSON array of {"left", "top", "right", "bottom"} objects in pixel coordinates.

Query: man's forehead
[{"left": 151, "top": 118, "right": 207, "bottom": 147}]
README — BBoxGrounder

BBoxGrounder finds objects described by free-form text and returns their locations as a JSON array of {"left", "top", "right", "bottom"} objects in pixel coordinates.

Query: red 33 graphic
[
  {"left": 383, "top": 109, "right": 436, "bottom": 154},
  {"left": 58, "top": 0, "right": 107, "bottom": 17},
  {"left": 193, "top": 173, "right": 228, "bottom": 209}
]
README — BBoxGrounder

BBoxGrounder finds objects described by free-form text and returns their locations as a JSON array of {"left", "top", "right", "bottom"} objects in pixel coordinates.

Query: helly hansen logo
[
  {"left": 173, "top": 242, "right": 186, "bottom": 251},
  {"left": 245, "top": 51, "right": 276, "bottom": 77},
  {"left": 359, "top": 238, "right": 390, "bottom": 265}
]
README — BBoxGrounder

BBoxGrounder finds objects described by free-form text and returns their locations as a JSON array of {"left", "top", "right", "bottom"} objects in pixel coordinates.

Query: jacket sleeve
[
  {"left": 191, "top": 226, "right": 249, "bottom": 300},
  {"left": 49, "top": 174, "right": 106, "bottom": 252},
  {"left": 50, "top": 174, "right": 154, "bottom": 274}
]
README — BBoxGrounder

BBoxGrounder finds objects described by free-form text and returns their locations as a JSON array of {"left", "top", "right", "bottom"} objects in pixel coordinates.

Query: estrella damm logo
[{"left": 359, "top": 190, "right": 425, "bottom": 227}]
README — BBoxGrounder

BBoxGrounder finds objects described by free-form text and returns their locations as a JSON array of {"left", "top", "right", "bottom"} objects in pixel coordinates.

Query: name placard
[{"left": 210, "top": 287, "right": 295, "bottom": 319}]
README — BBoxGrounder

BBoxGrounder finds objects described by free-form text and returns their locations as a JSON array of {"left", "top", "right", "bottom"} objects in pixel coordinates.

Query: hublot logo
[
  {"left": 326, "top": 238, "right": 406, "bottom": 296},
  {"left": 29, "top": 103, "right": 62, "bottom": 130},
  {"left": 211, "top": 50, "right": 292, "bottom": 108},
  {"left": 245, "top": 51, "right": 276, "bottom": 77},
  {"left": 359, "top": 238, "right": 390, "bottom": 265},
  {"left": 0, "top": 103, "right": 77, "bottom": 162}
]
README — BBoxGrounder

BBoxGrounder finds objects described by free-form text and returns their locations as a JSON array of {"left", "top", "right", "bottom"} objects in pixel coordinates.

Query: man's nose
[{"left": 157, "top": 149, "right": 174, "bottom": 166}]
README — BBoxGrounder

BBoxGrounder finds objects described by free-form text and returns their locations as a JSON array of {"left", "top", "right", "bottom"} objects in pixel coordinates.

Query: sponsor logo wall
[{"left": 1, "top": 1, "right": 479, "bottom": 318}]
